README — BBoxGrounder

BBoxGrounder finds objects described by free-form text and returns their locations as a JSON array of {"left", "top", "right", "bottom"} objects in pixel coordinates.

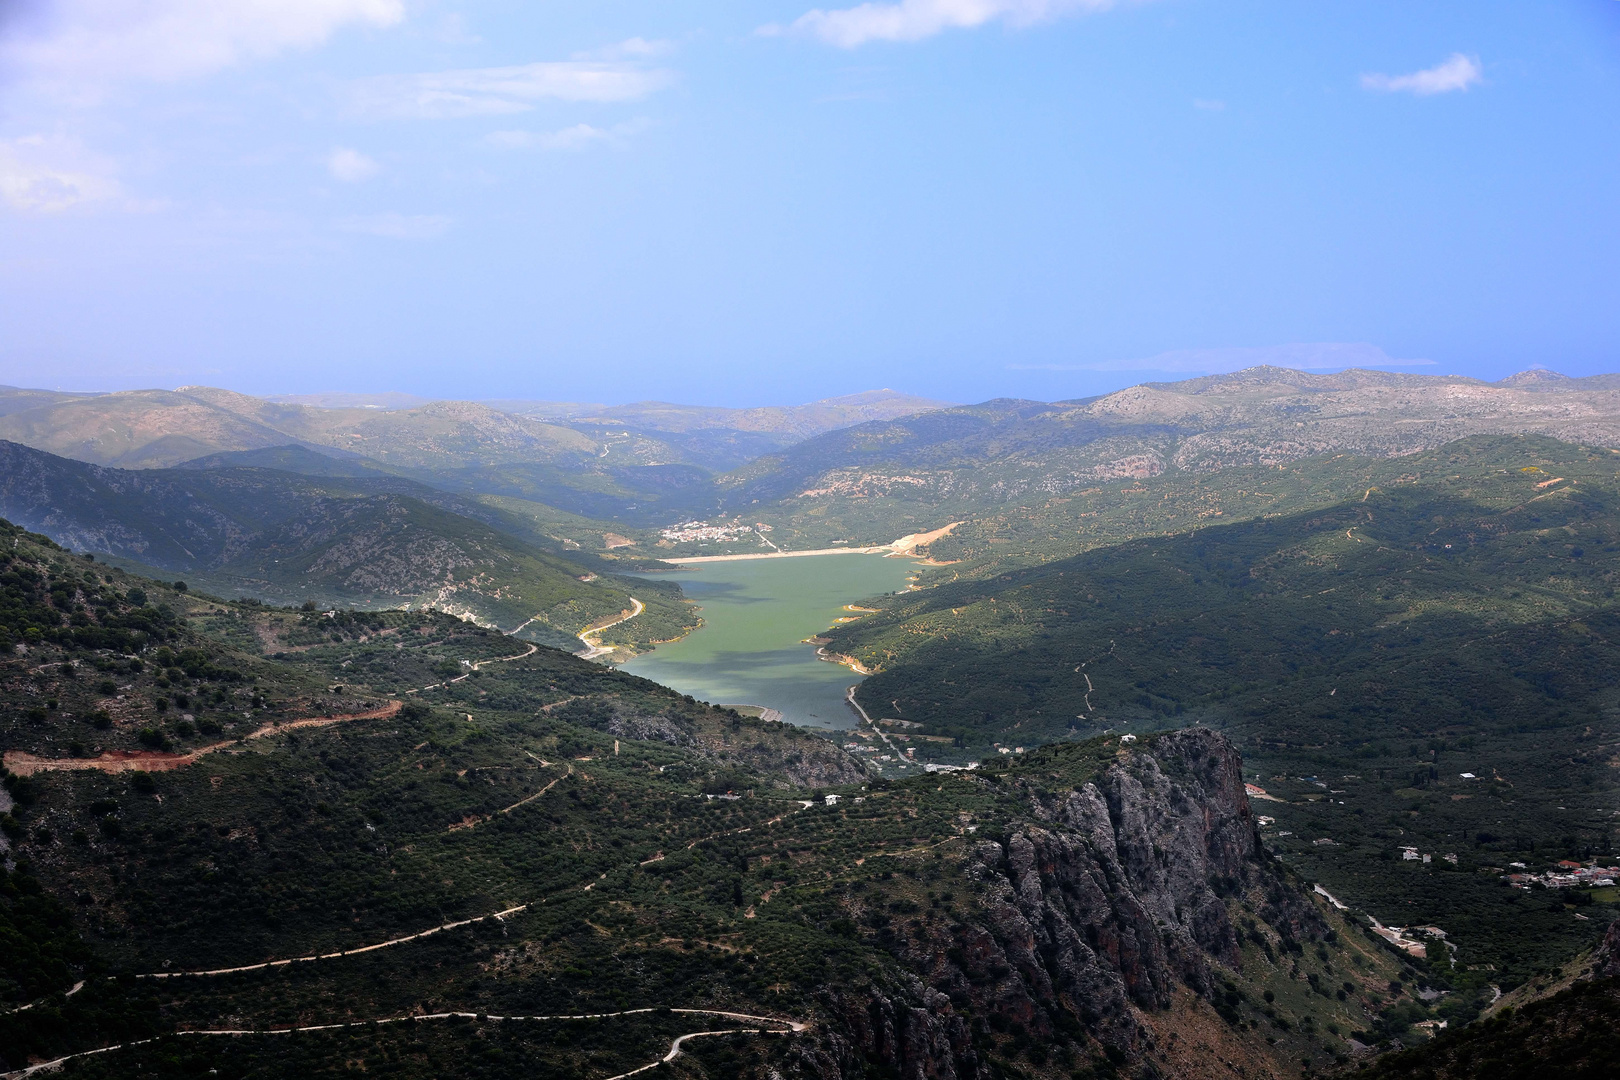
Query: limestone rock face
[
  {"left": 1592, "top": 919, "right": 1620, "bottom": 979},
  {"left": 807, "top": 728, "right": 1324, "bottom": 1079}
]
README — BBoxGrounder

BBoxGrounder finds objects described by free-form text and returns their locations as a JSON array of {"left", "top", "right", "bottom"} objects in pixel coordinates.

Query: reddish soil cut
[{"left": 3, "top": 701, "right": 403, "bottom": 777}]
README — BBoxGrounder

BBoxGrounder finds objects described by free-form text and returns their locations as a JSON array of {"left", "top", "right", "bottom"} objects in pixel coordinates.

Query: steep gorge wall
[{"left": 795, "top": 730, "right": 1325, "bottom": 1079}]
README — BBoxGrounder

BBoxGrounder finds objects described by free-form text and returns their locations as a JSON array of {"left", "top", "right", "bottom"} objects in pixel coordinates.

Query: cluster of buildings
[
  {"left": 1502, "top": 860, "right": 1618, "bottom": 889},
  {"left": 657, "top": 520, "right": 769, "bottom": 544}
]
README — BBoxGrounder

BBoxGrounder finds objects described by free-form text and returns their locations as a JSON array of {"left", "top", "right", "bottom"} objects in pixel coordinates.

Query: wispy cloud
[
  {"left": 1010, "top": 343, "right": 1435, "bottom": 375},
  {"left": 764, "top": 0, "right": 1121, "bottom": 48},
  {"left": 573, "top": 37, "right": 675, "bottom": 61},
  {"left": 1361, "top": 53, "right": 1482, "bottom": 96},
  {"left": 326, "top": 147, "right": 378, "bottom": 182},
  {"left": 3, "top": 0, "right": 404, "bottom": 89},
  {"left": 485, "top": 120, "right": 647, "bottom": 152},
  {"left": 336, "top": 212, "right": 452, "bottom": 239},
  {"left": 0, "top": 135, "right": 124, "bottom": 213},
  {"left": 349, "top": 61, "right": 674, "bottom": 119}
]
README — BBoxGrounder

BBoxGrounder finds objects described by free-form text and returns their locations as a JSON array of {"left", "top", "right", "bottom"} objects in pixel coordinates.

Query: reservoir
[{"left": 621, "top": 554, "right": 915, "bottom": 729}]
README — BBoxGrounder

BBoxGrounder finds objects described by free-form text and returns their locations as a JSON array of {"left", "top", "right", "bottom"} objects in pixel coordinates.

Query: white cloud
[
  {"left": 2, "top": 0, "right": 404, "bottom": 88},
  {"left": 349, "top": 61, "right": 674, "bottom": 119},
  {"left": 1011, "top": 343, "right": 1436, "bottom": 375},
  {"left": 336, "top": 212, "right": 452, "bottom": 239},
  {"left": 0, "top": 135, "right": 123, "bottom": 213},
  {"left": 1361, "top": 53, "right": 1482, "bottom": 96},
  {"left": 766, "top": 0, "right": 1119, "bottom": 48},
  {"left": 327, "top": 147, "right": 379, "bottom": 182},
  {"left": 485, "top": 120, "right": 647, "bottom": 151}
]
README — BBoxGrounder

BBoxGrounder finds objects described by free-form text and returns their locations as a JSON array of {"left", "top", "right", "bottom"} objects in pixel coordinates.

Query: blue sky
[{"left": 1, "top": 1, "right": 1617, "bottom": 406}]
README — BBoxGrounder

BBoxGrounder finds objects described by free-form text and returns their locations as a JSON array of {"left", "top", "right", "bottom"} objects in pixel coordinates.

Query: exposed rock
[
  {"left": 798, "top": 728, "right": 1325, "bottom": 1078},
  {"left": 1592, "top": 919, "right": 1620, "bottom": 980}
]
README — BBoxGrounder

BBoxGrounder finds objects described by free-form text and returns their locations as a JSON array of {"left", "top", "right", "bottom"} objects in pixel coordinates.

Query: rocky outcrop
[
  {"left": 1591, "top": 918, "right": 1620, "bottom": 980},
  {"left": 805, "top": 728, "right": 1325, "bottom": 1079}
]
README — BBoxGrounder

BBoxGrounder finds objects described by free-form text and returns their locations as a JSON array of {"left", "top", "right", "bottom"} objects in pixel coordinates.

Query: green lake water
[{"left": 620, "top": 554, "right": 916, "bottom": 730}]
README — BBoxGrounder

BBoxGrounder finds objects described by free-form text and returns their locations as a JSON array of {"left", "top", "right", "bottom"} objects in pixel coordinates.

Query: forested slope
[
  {"left": 827, "top": 435, "right": 1620, "bottom": 991},
  {"left": 0, "top": 442, "right": 693, "bottom": 652},
  {"left": 1, "top": 524, "right": 1419, "bottom": 1079}
]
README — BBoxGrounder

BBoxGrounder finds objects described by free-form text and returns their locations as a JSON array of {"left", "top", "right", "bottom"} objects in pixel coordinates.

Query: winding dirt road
[
  {"left": 0, "top": 1008, "right": 805, "bottom": 1080},
  {"left": 577, "top": 597, "right": 644, "bottom": 659},
  {"left": 135, "top": 904, "right": 532, "bottom": 979},
  {"left": 1, "top": 701, "right": 405, "bottom": 777}
]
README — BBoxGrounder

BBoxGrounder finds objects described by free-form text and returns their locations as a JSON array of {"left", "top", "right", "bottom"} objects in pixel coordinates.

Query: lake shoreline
[
  {"left": 620, "top": 553, "right": 913, "bottom": 729},
  {"left": 661, "top": 546, "right": 895, "bottom": 564}
]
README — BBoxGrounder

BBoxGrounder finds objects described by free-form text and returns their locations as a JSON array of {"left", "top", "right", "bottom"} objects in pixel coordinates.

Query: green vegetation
[
  {"left": 10, "top": 369, "right": 1620, "bottom": 1073},
  {"left": 1, "top": 526, "right": 1408, "bottom": 1077},
  {"left": 1354, "top": 977, "right": 1620, "bottom": 1079},
  {"left": 829, "top": 436, "right": 1620, "bottom": 984},
  {"left": 0, "top": 441, "right": 696, "bottom": 652}
]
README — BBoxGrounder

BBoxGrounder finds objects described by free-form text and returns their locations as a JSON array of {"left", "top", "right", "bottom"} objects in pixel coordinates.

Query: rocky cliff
[{"left": 787, "top": 729, "right": 1331, "bottom": 1079}]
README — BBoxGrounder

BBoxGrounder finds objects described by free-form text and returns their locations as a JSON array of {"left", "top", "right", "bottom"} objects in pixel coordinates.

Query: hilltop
[{"left": 716, "top": 367, "right": 1620, "bottom": 550}]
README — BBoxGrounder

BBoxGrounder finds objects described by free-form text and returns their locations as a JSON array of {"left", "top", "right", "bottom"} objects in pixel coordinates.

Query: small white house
[{"left": 824, "top": 794, "right": 840, "bottom": 806}]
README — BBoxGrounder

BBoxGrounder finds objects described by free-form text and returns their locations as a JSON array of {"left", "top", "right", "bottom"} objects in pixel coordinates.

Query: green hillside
[
  {"left": 1353, "top": 977, "right": 1620, "bottom": 1080},
  {"left": 827, "top": 435, "right": 1620, "bottom": 987},
  {"left": 716, "top": 369, "right": 1620, "bottom": 552},
  {"left": 0, "top": 442, "right": 693, "bottom": 652},
  {"left": 0, "top": 527, "right": 1418, "bottom": 1079}
]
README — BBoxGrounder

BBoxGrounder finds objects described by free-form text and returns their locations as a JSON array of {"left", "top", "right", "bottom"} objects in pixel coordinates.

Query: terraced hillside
[{"left": 1, "top": 527, "right": 1424, "bottom": 1079}]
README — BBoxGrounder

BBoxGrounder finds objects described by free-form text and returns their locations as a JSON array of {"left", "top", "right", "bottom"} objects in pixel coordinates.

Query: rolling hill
[
  {"left": 718, "top": 368, "right": 1620, "bottom": 551},
  {"left": 0, "top": 441, "right": 692, "bottom": 652},
  {"left": 0, "top": 386, "right": 953, "bottom": 525}
]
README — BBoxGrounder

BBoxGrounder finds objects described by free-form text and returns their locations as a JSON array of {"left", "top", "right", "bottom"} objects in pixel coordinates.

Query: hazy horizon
[
  {"left": 4, "top": 354, "right": 1607, "bottom": 413},
  {"left": 3, "top": 2, "right": 1617, "bottom": 406}
]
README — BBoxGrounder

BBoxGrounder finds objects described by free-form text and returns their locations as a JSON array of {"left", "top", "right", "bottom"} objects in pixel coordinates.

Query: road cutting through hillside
[
  {"left": 1, "top": 701, "right": 405, "bottom": 777},
  {"left": 578, "top": 597, "right": 645, "bottom": 659},
  {"left": 135, "top": 903, "right": 533, "bottom": 979},
  {"left": 411, "top": 641, "right": 540, "bottom": 693},
  {"left": 0, "top": 1008, "right": 806, "bottom": 1080},
  {"left": 448, "top": 764, "right": 573, "bottom": 831},
  {"left": 8, "top": 632, "right": 547, "bottom": 775},
  {"left": 133, "top": 790, "right": 813, "bottom": 978}
]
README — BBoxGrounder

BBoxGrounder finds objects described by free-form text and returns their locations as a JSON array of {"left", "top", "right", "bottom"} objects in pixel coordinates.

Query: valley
[{"left": 4, "top": 368, "right": 1620, "bottom": 1078}]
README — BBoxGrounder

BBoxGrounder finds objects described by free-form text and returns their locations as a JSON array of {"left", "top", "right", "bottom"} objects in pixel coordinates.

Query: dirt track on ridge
[{"left": 2, "top": 700, "right": 404, "bottom": 776}]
